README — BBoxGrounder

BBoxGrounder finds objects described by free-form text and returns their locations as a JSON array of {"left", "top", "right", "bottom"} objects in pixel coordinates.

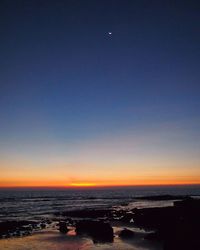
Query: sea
[{"left": 0, "top": 185, "right": 200, "bottom": 222}]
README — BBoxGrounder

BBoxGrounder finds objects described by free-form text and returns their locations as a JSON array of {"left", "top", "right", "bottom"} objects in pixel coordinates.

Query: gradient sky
[{"left": 0, "top": 0, "right": 200, "bottom": 187}]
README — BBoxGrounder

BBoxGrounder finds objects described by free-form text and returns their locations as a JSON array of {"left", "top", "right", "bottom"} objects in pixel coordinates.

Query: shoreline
[
  {"left": 1, "top": 195, "right": 200, "bottom": 250},
  {"left": 0, "top": 226, "right": 162, "bottom": 250}
]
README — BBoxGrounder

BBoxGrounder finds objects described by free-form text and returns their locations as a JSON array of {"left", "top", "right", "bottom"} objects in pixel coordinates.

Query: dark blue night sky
[{"left": 0, "top": 1, "right": 200, "bottom": 186}]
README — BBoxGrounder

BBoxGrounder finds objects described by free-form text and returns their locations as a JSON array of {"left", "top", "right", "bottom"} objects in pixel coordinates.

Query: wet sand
[
  {"left": 1, "top": 229, "right": 90, "bottom": 250},
  {"left": 0, "top": 227, "right": 162, "bottom": 250}
]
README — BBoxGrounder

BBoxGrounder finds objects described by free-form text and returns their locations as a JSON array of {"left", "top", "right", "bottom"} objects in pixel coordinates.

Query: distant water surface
[{"left": 0, "top": 185, "right": 199, "bottom": 221}]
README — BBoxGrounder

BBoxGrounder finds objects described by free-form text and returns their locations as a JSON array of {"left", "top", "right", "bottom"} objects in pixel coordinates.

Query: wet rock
[
  {"left": 56, "top": 209, "right": 113, "bottom": 219},
  {"left": 76, "top": 220, "right": 113, "bottom": 243},
  {"left": 65, "top": 218, "right": 74, "bottom": 225},
  {"left": 23, "top": 230, "right": 31, "bottom": 236},
  {"left": 0, "top": 220, "right": 38, "bottom": 239},
  {"left": 119, "top": 228, "right": 135, "bottom": 239},
  {"left": 15, "top": 230, "right": 21, "bottom": 237},
  {"left": 145, "top": 231, "right": 160, "bottom": 241},
  {"left": 121, "top": 212, "right": 134, "bottom": 223},
  {"left": 45, "top": 219, "right": 51, "bottom": 224},
  {"left": 40, "top": 223, "right": 46, "bottom": 229},
  {"left": 21, "top": 225, "right": 33, "bottom": 231},
  {"left": 133, "top": 198, "right": 200, "bottom": 249},
  {"left": 58, "top": 221, "right": 69, "bottom": 233},
  {"left": 120, "top": 202, "right": 129, "bottom": 206},
  {"left": 174, "top": 196, "right": 200, "bottom": 209}
]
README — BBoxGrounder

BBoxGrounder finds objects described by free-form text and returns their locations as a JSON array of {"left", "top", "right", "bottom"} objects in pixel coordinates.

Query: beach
[
  {"left": 0, "top": 226, "right": 162, "bottom": 250},
  {"left": 1, "top": 1, "right": 200, "bottom": 249},
  {"left": 0, "top": 186, "right": 200, "bottom": 250}
]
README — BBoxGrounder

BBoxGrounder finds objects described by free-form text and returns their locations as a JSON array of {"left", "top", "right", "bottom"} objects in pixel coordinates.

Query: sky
[{"left": 0, "top": 0, "right": 200, "bottom": 187}]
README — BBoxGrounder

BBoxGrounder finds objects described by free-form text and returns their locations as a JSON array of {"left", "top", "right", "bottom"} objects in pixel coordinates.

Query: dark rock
[
  {"left": 76, "top": 220, "right": 113, "bottom": 243},
  {"left": 120, "top": 202, "right": 129, "bottom": 206},
  {"left": 145, "top": 231, "right": 160, "bottom": 241},
  {"left": 66, "top": 218, "right": 74, "bottom": 225},
  {"left": 56, "top": 209, "right": 113, "bottom": 219},
  {"left": 54, "top": 208, "right": 128, "bottom": 223},
  {"left": 135, "top": 195, "right": 189, "bottom": 201},
  {"left": 45, "top": 219, "right": 51, "bottom": 224},
  {"left": 15, "top": 230, "right": 21, "bottom": 237},
  {"left": 174, "top": 196, "right": 200, "bottom": 209},
  {"left": 132, "top": 198, "right": 200, "bottom": 249},
  {"left": 120, "top": 212, "right": 134, "bottom": 223},
  {"left": 21, "top": 225, "right": 33, "bottom": 231},
  {"left": 40, "top": 223, "right": 46, "bottom": 229},
  {"left": 0, "top": 221, "right": 37, "bottom": 238},
  {"left": 132, "top": 206, "right": 176, "bottom": 229},
  {"left": 58, "top": 221, "right": 69, "bottom": 234},
  {"left": 23, "top": 230, "right": 31, "bottom": 236},
  {"left": 119, "top": 228, "right": 135, "bottom": 239}
]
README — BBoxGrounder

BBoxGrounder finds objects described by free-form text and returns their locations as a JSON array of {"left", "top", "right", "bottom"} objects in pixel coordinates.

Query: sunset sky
[{"left": 0, "top": 0, "right": 200, "bottom": 187}]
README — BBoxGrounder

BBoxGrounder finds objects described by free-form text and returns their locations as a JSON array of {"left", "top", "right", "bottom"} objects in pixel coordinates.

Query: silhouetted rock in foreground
[
  {"left": 58, "top": 221, "right": 69, "bottom": 233},
  {"left": 55, "top": 209, "right": 113, "bottom": 219},
  {"left": 133, "top": 197, "right": 200, "bottom": 250},
  {"left": 76, "top": 220, "right": 113, "bottom": 243},
  {"left": 0, "top": 220, "right": 52, "bottom": 239},
  {"left": 56, "top": 208, "right": 135, "bottom": 223},
  {"left": 0, "top": 221, "right": 38, "bottom": 238},
  {"left": 119, "top": 228, "right": 135, "bottom": 239}
]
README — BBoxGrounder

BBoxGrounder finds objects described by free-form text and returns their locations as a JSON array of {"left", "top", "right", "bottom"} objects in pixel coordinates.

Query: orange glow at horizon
[
  {"left": 69, "top": 182, "right": 97, "bottom": 187},
  {"left": 1, "top": 160, "right": 200, "bottom": 188},
  {"left": 0, "top": 178, "right": 200, "bottom": 188}
]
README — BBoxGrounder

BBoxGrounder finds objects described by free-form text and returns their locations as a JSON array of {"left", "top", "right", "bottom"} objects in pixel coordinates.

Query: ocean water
[{"left": 0, "top": 185, "right": 199, "bottom": 222}]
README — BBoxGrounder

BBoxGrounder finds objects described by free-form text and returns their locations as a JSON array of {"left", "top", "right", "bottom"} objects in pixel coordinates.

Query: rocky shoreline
[
  {"left": 1, "top": 195, "right": 200, "bottom": 249},
  {"left": 0, "top": 219, "right": 51, "bottom": 239},
  {"left": 133, "top": 197, "right": 200, "bottom": 249}
]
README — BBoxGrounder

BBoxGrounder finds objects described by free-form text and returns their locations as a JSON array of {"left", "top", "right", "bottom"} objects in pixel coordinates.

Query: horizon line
[{"left": 0, "top": 183, "right": 200, "bottom": 189}]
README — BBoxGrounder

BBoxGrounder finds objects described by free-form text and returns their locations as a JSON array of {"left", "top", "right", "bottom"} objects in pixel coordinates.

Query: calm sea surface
[{"left": 0, "top": 185, "right": 200, "bottom": 221}]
